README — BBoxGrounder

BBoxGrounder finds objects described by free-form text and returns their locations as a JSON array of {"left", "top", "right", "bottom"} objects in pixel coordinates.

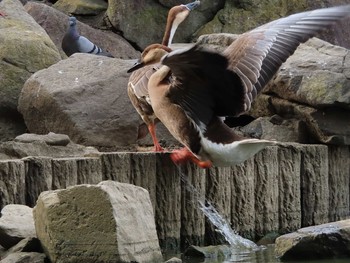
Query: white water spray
[{"left": 178, "top": 167, "right": 258, "bottom": 250}]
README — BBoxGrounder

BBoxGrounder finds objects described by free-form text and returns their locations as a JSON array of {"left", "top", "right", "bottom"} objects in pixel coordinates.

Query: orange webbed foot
[
  {"left": 170, "top": 148, "right": 190, "bottom": 165},
  {"left": 170, "top": 148, "right": 212, "bottom": 169},
  {"left": 153, "top": 143, "right": 164, "bottom": 152}
]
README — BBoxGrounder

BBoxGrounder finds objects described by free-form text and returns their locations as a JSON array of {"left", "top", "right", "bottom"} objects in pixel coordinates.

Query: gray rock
[
  {"left": 265, "top": 38, "right": 350, "bottom": 109},
  {"left": 0, "top": 139, "right": 100, "bottom": 160},
  {"left": 25, "top": 2, "right": 139, "bottom": 59},
  {"left": 0, "top": 205, "right": 36, "bottom": 249},
  {"left": 14, "top": 132, "right": 70, "bottom": 146},
  {"left": 18, "top": 54, "right": 139, "bottom": 148},
  {"left": 33, "top": 181, "right": 163, "bottom": 263},
  {"left": 250, "top": 95, "right": 350, "bottom": 145},
  {"left": 2, "top": 237, "right": 42, "bottom": 259},
  {"left": 0, "top": 252, "right": 46, "bottom": 263},
  {"left": 275, "top": 219, "right": 350, "bottom": 260}
]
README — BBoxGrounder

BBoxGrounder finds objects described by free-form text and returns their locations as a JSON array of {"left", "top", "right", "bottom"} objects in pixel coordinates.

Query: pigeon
[{"left": 61, "top": 16, "right": 114, "bottom": 58}]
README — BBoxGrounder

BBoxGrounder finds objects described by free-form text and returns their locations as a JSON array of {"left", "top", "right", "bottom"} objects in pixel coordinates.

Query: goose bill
[
  {"left": 184, "top": 1, "right": 200, "bottom": 11},
  {"left": 127, "top": 61, "right": 145, "bottom": 73}
]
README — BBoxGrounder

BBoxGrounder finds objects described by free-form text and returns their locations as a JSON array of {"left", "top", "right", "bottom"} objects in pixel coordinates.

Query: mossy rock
[
  {"left": 0, "top": 0, "right": 61, "bottom": 112},
  {"left": 53, "top": 0, "right": 108, "bottom": 15}
]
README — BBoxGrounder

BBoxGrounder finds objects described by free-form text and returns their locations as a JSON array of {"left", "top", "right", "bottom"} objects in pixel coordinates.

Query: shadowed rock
[{"left": 275, "top": 219, "right": 350, "bottom": 260}]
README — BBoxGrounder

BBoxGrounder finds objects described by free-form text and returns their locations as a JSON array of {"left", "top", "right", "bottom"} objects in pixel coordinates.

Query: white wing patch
[{"left": 200, "top": 137, "right": 277, "bottom": 166}]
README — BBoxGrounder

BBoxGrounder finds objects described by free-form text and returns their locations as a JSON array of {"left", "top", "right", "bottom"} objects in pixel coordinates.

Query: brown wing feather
[
  {"left": 128, "top": 64, "right": 161, "bottom": 99},
  {"left": 223, "top": 5, "right": 350, "bottom": 112}
]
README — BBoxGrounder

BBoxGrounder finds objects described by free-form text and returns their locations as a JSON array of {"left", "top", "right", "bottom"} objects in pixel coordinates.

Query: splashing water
[{"left": 177, "top": 167, "right": 258, "bottom": 251}]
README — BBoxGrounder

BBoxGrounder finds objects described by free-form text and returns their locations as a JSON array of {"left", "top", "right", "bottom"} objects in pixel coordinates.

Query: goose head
[
  {"left": 168, "top": 1, "right": 200, "bottom": 22},
  {"left": 127, "top": 44, "right": 172, "bottom": 73},
  {"left": 163, "top": 1, "right": 200, "bottom": 46}
]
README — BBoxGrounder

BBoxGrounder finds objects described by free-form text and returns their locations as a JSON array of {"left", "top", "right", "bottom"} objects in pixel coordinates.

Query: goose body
[
  {"left": 128, "top": 5, "right": 350, "bottom": 168},
  {"left": 62, "top": 16, "right": 113, "bottom": 58},
  {"left": 127, "top": 1, "right": 200, "bottom": 152}
]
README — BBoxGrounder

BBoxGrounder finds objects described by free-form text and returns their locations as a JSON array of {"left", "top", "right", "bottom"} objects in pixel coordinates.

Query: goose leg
[
  {"left": 0, "top": 11, "right": 6, "bottom": 17},
  {"left": 148, "top": 123, "right": 164, "bottom": 152},
  {"left": 170, "top": 147, "right": 212, "bottom": 168}
]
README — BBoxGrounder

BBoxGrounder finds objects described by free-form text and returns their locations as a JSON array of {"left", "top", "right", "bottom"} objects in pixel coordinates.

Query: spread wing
[
  {"left": 162, "top": 5, "right": 350, "bottom": 129},
  {"left": 162, "top": 45, "right": 244, "bottom": 128},
  {"left": 224, "top": 5, "right": 350, "bottom": 111}
]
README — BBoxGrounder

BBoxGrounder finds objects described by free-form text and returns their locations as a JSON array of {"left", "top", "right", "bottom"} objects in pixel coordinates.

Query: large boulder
[
  {"left": 250, "top": 38, "right": 350, "bottom": 145},
  {"left": 264, "top": 38, "right": 350, "bottom": 109},
  {"left": 106, "top": 0, "right": 206, "bottom": 49},
  {"left": 195, "top": 0, "right": 350, "bottom": 49},
  {"left": 33, "top": 181, "right": 163, "bottom": 263},
  {"left": 18, "top": 54, "right": 140, "bottom": 148},
  {"left": 25, "top": 1, "right": 139, "bottom": 59},
  {"left": 0, "top": 0, "right": 61, "bottom": 142},
  {"left": 275, "top": 219, "right": 350, "bottom": 260}
]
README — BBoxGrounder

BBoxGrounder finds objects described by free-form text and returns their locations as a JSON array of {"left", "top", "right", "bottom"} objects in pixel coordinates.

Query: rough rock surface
[
  {"left": 264, "top": 38, "right": 350, "bottom": 108},
  {"left": 53, "top": 0, "right": 108, "bottom": 15},
  {"left": 33, "top": 181, "right": 163, "bottom": 263},
  {"left": 0, "top": 252, "right": 46, "bottom": 263},
  {"left": 0, "top": 205, "right": 36, "bottom": 249},
  {"left": 0, "top": 0, "right": 61, "bottom": 142},
  {"left": 18, "top": 54, "right": 139, "bottom": 148},
  {"left": 0, "top": 160, "right": 25, "bottom": 208},
  {"left": 25, "top": 2, "right": 139, "bottom": 59},
  {"left": 0, "top": 133, "right": 100, "bottom": 160},
  {"left": 275, "top": 219, "right": 350, "bottom": 260},
  {"left": 1, "top": 237, "right": 43, "bottom": 260},
  {"left": 15, "top": 132, "right": 70, "bottom": 146},
  {"left": 195, "top": 0, "right": 350, "bottom": 50}
]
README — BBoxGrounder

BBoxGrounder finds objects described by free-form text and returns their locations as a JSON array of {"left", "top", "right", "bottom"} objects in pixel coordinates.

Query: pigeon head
[{"left": 69, "top": 16, "right": 77, "bottom": 27}]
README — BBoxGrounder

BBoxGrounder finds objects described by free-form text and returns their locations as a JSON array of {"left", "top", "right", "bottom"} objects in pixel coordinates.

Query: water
[
  {"left": 177, "top": 167, "right": 350, "bottom": 263},
  {"left": 167, "top": 245, "right": 350, "bottom": 263},
  {"left": 178, "top": 167, "right": 257, "bottom": 250}
]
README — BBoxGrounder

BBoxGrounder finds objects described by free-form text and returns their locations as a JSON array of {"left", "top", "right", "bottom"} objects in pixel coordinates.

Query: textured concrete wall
[{"left": 0, "top": 143, "right": 349, "bottom": 251}]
